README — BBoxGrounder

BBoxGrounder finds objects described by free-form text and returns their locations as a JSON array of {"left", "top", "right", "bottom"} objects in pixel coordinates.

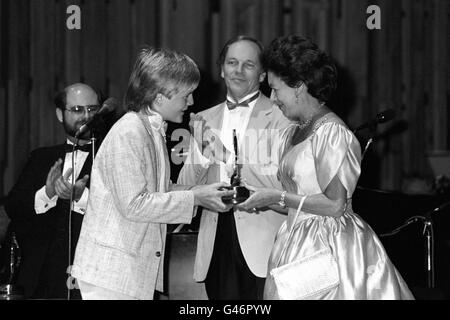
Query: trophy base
[{"left": 221, "top": 186, "right": 250, "bottom": 205}]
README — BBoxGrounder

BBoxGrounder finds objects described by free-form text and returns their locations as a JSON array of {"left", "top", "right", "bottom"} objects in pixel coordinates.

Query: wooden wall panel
[
  {"left": 82, "top": 0, "right": 108, "bottom": 92},
  {"left": 107, "top": 0, "right": 132, "bottom": 101},
  {"left": 430, "top": 0, "right": 448, "bottom": 151},
  {"left": 336, "top": 0, "right": 368, "bottom": 127},
  {"left": 423, "top": 0, "right": 434, "bottom": 156},
  {"left": 380, "top": 0, "right": 404, "bottom": 189},
  {"left": 0, "top": 0, "right": 6, "bottom": 196},
  {"left": 329, "top": 0, "right": 348, "bottom": 66},
  {"left": 1, "top": 0, "right": 448, "bottom": 195},
  {"left": 131, "top": 0, "right": 159, "bottom": 53},
  {"left": 52, "top": 0, "right": 69, "bottom": 144},
  {"left": 409, "top": 0, "right": 427, "bottom": 176},
  {"left": 236, "top": 1, "right": 261, "bottom": 39},
  {"left": 291, "top": 0, "right": 329, "bottom": 50},
  {"left": 30, "top": 0, "right": 59, "bottom": 151},
  {"left": 64, "top": 0, "right": 82, "bottom": 84},
  {"left": 220, "top": 0, "right": 238, "bottom": 47},
  {"left": 400, "top": 0, "right": 413, "bottom": 179},
  {"left": 5, "top": 0, "right": 31, "bottom": 193},
  {"left": 158, "top": 0, "right": 209, "bottom": 70},
  {"left": 259, "top": 0, "right": 283, "bottom": 46},
  {"left": 210, "top": 10, "right": 221, "bottom": 82}
]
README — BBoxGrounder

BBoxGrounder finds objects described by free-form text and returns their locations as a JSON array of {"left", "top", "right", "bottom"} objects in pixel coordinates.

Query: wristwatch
[{"left": 278, "top": 190, "right": 287, "bottom": 208}]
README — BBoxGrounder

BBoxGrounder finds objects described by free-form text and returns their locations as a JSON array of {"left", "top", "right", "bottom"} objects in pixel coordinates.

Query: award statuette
[
  {"left": 221, "top": 129, "right": 250, "bottom": 205},
  {"left": 0, "top": 232, "right": 24, "bottom": 300}
]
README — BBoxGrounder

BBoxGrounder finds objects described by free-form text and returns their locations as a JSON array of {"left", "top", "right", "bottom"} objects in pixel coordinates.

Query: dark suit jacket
[{"left": 4, "top": 143, "right": 94, "bottom": 299}]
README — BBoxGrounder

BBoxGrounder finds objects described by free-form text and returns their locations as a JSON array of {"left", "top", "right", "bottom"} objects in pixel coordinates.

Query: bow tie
[
  {"left": 65, "top": 143, "right": 91, "bottom": 153},
  {"left": 226, "top": 92, "right": 260, "bottom": 110}
]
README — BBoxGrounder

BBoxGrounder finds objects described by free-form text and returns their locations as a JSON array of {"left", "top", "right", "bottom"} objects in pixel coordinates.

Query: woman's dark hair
[
  {"left": 262, "top": 35, "right": 337, "bottom": 102},
  {"left": 125, "top": 46, "right": 200, "bottom": 112},
  {"left": 216, "top": 35, "right": 264, "bottom": 67}
]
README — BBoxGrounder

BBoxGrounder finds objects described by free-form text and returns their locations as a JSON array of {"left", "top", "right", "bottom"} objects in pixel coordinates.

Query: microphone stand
[
  {"left": 423, "top": 218, "right": 434, "bottom": 288},
  {"left": 66, "top": 131, "right": 96, "bottom": 300},
  {"left": 355, "top": 123, "right": 378, "bottom": 161},
  {"left": 90, "top": 133, "right": 97, "bottom": 163},
  {"left": 379, "top": 202, "right": 450, "bottom": 289}
]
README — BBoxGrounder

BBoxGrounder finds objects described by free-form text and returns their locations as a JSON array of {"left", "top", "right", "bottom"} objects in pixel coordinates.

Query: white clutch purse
[{"left": 270, "top": 248, "right": 340, "bottom": 300}]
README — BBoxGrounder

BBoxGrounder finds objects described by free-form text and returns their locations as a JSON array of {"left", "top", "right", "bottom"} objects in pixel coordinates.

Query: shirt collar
[
  {"left": 226, "top": 90, "right": 260, "bottom": 105},
  {"left": 146, "top": 108, "right": 168, "bottom": 138},
  {"left": 66, "top": 138, "right": 92, "bottom": 146}
]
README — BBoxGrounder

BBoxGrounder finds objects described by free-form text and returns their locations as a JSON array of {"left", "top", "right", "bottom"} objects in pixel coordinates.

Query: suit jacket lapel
[
  {"left": 203, "top": 104, "right": 225, "bottom": 183},
  {"left": 242, "top": 96, "right": 275, "bottom": 159},
  {"left": 79, "top": 151, "right": 94, "bottom": 188},
  {"left": 205, "top": 103, "right": 225, "bottom": 131},
  {"left": 136, "top": 112, "right": 161, "bottom": 190},
  {"left": 246, "top": 95, "right": 274, "bottom": 132}
]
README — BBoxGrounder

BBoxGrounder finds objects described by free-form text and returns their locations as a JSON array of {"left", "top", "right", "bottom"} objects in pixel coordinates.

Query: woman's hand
[{"left": 237, "top": 182, "right": 280, "bottom": 212}]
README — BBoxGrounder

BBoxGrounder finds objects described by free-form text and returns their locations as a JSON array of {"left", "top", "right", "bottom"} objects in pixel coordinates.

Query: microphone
[
  {"left": 425, "top": 201, "right": 450, "bottom": 218},
  {"left": 355, "top": 109, "right": 397, "bottom": 132},
  {"left": 75, "top": 97, "right": 119, "bottom": 139}
]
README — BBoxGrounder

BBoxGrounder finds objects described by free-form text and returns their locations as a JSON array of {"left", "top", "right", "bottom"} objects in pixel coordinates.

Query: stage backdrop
[{"left": 1, "top": 0, "right": 448, "bottom": 196}]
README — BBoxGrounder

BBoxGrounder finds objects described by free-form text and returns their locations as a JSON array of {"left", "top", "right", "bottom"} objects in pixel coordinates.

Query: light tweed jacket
[
  {"left": 178, "top": 94, "right": 291, "bottom": 281},
  {"left": 71, "top": 112, "right": 195, "bottom": 300}
]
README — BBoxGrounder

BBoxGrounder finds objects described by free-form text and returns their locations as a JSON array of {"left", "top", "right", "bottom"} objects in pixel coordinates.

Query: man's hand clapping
[{"left": 45, "top": 158, "right": 89, "bottom": 201}]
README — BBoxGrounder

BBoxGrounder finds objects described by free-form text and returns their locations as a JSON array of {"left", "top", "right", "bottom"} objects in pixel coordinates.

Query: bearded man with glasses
[{"left": 4, "top": 83, "right": 117, "bottom": 300}]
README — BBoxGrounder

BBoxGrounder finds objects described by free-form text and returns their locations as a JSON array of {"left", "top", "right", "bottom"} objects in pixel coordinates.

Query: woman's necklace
[
  {"left": 296, "top": 102, "right": 326, "bottom": 130},
  {"left": 296, "top": 118, "right": 312, "bottom": 130}
]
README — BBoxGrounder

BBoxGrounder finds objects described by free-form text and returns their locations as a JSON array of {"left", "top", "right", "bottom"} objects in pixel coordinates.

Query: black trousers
[
  {"left": 204, "top": 210, "right": 265, "bottom": 300},
  {"left": 33, "top": 215, "right": 82, "bottom": 300}
]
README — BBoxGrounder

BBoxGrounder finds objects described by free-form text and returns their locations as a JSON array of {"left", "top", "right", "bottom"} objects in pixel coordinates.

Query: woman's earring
[{"left": 295, "top": 88, "right": 301, "bottom": 104}]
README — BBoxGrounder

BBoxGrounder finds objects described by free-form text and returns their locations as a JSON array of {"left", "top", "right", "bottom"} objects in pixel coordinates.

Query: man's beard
[{"left": 63, "top": 118, "right": 90, "bottom": 140}]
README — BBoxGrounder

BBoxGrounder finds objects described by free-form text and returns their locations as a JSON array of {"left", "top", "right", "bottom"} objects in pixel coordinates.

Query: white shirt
[
  {"left": 34, "top": 139, "right": 90, "bottom": 215},
  {"left": 219, "top": 91, "right": 258, "bottom": 182},
  {"left": 146, "top": 109, "right": 169, "bottom": 192}
]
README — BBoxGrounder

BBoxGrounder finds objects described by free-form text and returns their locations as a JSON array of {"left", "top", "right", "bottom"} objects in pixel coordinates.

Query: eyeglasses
[{"left": 64, "top": 105, "right": 101, "bottom": 115}]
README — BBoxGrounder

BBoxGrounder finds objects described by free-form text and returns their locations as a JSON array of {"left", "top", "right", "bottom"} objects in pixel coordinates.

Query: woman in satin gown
[{"left": 238, "top": 35, "right": 414, "bottom": 300}]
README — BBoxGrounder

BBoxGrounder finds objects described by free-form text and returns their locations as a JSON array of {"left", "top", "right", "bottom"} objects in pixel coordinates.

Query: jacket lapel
[
  {"left": 205, "top": 103, "right": 225, "bottom": 131},
  {"left": 246, "top": 95, "right": 274, "bottom": 132},
  {"left": 203, "top": 104, "right": 226, "bottom": 183},
  {"left": 136, "top": 112, "right": 161, "bottom": 190},
  {"left": 242, "top": 95, "right": 275, "bottom": 160}
]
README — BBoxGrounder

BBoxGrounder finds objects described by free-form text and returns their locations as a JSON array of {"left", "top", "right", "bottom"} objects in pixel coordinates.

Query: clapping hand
[
  {"left": 45, "top": 159, "right": 89, "bottom": 201},
  {"left": 45, "top": 159, "right": 63, "bottom": 198}
]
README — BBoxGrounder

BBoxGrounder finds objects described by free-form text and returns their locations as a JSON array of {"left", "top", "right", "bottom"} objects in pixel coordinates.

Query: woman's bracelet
[{"left": 278, "top": 190, "right": 287, "bottom": 208}]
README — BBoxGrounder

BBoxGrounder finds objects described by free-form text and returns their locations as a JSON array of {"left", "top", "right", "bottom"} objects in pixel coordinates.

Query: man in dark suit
[{"left": 4, "top": 83, "right": 104, "bottom": 299}]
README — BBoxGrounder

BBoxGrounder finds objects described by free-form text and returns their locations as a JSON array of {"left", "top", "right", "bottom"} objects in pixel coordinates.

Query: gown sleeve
[{"left": 311, "top": 122, "right": 361, "bottom": 197}]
